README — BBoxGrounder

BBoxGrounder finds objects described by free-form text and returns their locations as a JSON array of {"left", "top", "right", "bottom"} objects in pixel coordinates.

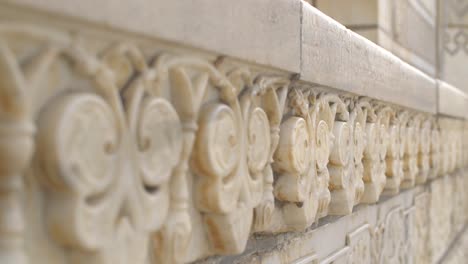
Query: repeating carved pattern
[
  {"left": 428, "top": 122, "right": 441, "bottom": 179},
  {"left": 361, "top": 103, "right": 389, "bottom": 203},
  {"left": 383, "top": 107, "right": 404, "bottom": 195},
  {"left": 292, "top": 168, "right": 468, "bottom": 264},
  {"left": 273, "top": 87, "right": 324, "bottom": 230},
  {"left": 0, "top": 21, "right": 468, "bottom": 264},
  {"left": 401, "top": 114, "right": 420, "bottom": 188},
  {"left": 328, "top": 97, "right": 368, "bottom": 215}
]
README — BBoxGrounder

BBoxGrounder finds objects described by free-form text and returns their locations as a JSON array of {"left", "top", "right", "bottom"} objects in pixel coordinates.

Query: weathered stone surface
[
  {"left": 438, "top": 81, "right": 468, "bottom": 119},
  {"left": 4, "top": 0, "right": 302, "bottom": 72},
  {"left": 314, "top": 0, "right": 437, "bottom": 76},
  {"left": 0, "top": 1, "right": 466, "bottom": 264},
  {"left": 301, "top": 4, "right": 437, "bottom": 114}
]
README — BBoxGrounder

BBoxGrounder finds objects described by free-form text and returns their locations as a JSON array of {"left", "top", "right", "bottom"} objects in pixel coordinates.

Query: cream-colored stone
[
  {"left": 313, "top": 0, "right": 437, "bottom": 76},
  {"left": 438, "top": 81, "right": 468, "bottom": 119},
  {"left": 3, "top": 0, "right": 301, "bottom": 73},
  {"left": 301, "top": 4, "right": 437, "bottom": 113},
  {"left": 0, "top": 2, "right": 466, "bottom": 264},
  {"left": 315, "top": 0, "right": 378, "bottom": 26}
]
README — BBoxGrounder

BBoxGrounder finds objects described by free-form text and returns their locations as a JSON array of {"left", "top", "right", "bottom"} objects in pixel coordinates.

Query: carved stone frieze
[{"left": 0, "top": 17, "right": 467, "bottom": 264}]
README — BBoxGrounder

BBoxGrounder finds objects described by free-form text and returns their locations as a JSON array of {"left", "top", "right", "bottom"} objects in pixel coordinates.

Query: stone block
[
  {"left": 5, "top": 0, "right": 302, "bottom": 72},
  {"left": 301, "top": 4, "right": 437, "bottom": 113}
]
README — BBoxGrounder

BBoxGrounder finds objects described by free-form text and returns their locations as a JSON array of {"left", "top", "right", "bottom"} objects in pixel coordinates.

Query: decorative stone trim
[
  {"left": 228, "top": 171, "right": 468, "bottom": 264},
  {"left": 0, "top": 2, "right": 466, "bottom": 264}
]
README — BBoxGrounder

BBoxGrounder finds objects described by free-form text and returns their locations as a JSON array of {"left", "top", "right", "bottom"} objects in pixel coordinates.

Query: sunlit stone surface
[{"left": 0, "top": 1, "right": 467, "bottom": 263}]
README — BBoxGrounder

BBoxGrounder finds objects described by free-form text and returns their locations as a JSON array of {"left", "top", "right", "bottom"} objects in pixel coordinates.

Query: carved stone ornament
[{"left": 0, "top": 20, "right": 467, "bottom": 264}]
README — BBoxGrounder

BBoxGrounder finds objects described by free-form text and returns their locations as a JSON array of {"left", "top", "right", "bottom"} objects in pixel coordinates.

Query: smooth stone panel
[
  {"left": 315, "top": 0, "right": 378, "bottom": 26},
  {"left": 5, "top": 0, "right": 301, "bottom": 72},
  {"left": 438, "top": 80, "right": 468, "bottom": 119},
  {"left": 301, "top": 3, "right": 437, "bottom": 113}
]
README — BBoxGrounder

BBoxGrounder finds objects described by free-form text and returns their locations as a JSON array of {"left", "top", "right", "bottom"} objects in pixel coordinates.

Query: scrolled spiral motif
[
  {"left": 196, "top": 103, "right": 240, "bottom": 178},
  {"left": 429, "top": 129, "right": 441, "bottom": 178},
  {"left": 274, "top": 116, "right": 311, "bottom": 202},
  {"left": 138, "top": 97, "right": 183, "bottom": 188},
  {"left": 195, "top": 103, "right": 241, "bottom": 213},
  {"left": 137, "top": 97, "right": 183, "bottom": 229},
  {"left": 364, "top": 123, "right": 378, "bottom": 160},
  {"left": 387, "top": 125, "right": 399, "bottom": 159},
  {"left": 316, "top": 120, "right": 331, "bottom": 170},
  {"left": 353, "top": 121, "right": 366, "bottom": 201},
  {"left": 247, "top": 107, "right": 271, "bottom": 174},
  {"left": 378, "top": 124, "right": 388, "bottom": 161},
  {"left": 274, "top": 116, "right": 310, "bottom": 174},
  {"left": 330, "top": 121, "right": 351, "bottom": 166},
  {"left": 7, "top": 23, "right": 468, "bottom": 263},
  {"left": 399, "top": 125, "right": 407, "bottom": 159},
  {"left": 354, "top": 122, "right": 365, "bottom": 163},
  {"left": 419, "top": 125, "right": 431, "bottom": 156},
  {"left": 37, "top": 93, "right": 117, "bottom": 250}
]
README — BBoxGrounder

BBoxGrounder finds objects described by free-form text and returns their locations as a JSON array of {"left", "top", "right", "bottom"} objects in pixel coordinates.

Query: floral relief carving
[
  {"left": 1, "top": 20, "right": 468, "bottom": 264},
  {"left": 191, "top": 64, "right": 290, "bottom": 253},
  {"left": 0, "top": 25, "right": 196, "bottom": 263},
  {"left": 311, "top": 92, "right": 340, "bottom": 219},
  {"left": 35, "top": 46, "right": 192, "bottom": 263},
  {"left": 328, "top": 97, "right": 370, "bottom": 215},
  {"left": 428, "top": 122, "right": 441, "bottom": 179},
  {"left": 320, "top": 93, "right": 352, "bottom": 216},
  {"left": 361, "top": 102, "right": 389, "bottom": 203},
  {"left": 416, "top": 118, "right": 431, "bottom": 184},
  {"left": 438, "top": 118, "right": 461, "bottom": 176},
  {"left": 401, "top": 114, "right": 420, "bottom": 188},
  {"left": 252, "top": 76, "right": 290, "bottom": 233},
  {"left": 273, "top": 87, "right": 324, "bottom": 230},
  {"left": 383, "top": 107, "right": 404, "bottom": 195}
]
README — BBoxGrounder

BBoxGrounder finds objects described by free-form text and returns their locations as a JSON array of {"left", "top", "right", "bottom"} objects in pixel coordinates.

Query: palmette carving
[
  {"left": 35, "top": 45, "right": 188, "bottom": 263},
  {"left": 192, "top": 68, "right": 290, "bottom": 253},
  {"left": 428, "top": 124, "right": 441, "bottom": 179},
  {"left": 328, "top": 96, "right": 364, "bottom": 215},
  {"left": 361, "top": 103, "right": 389, "bottom": 203},
  {"left": 416, "top": 119, "right": 431, "bottom": 184},
  {"left": 383, "top": 108, "right": 404, "bottom": 194},
  {"left": 273, "top": 88, "right": 319, "bottom": 230},
  {"left": 1, "top": 21, "right": 468, "bottom": 264},
  {"left": 312, "top": 93, "right": 355, "bottom": 217},
  {"left": 193, "top": 66, "right": 288, "bottom": 254},
  {"left": 401, "top": 115, "right": 421, "bottom": 188},
  {"left": 251, "top": 76, "right": 289, "bottom": 232}
]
